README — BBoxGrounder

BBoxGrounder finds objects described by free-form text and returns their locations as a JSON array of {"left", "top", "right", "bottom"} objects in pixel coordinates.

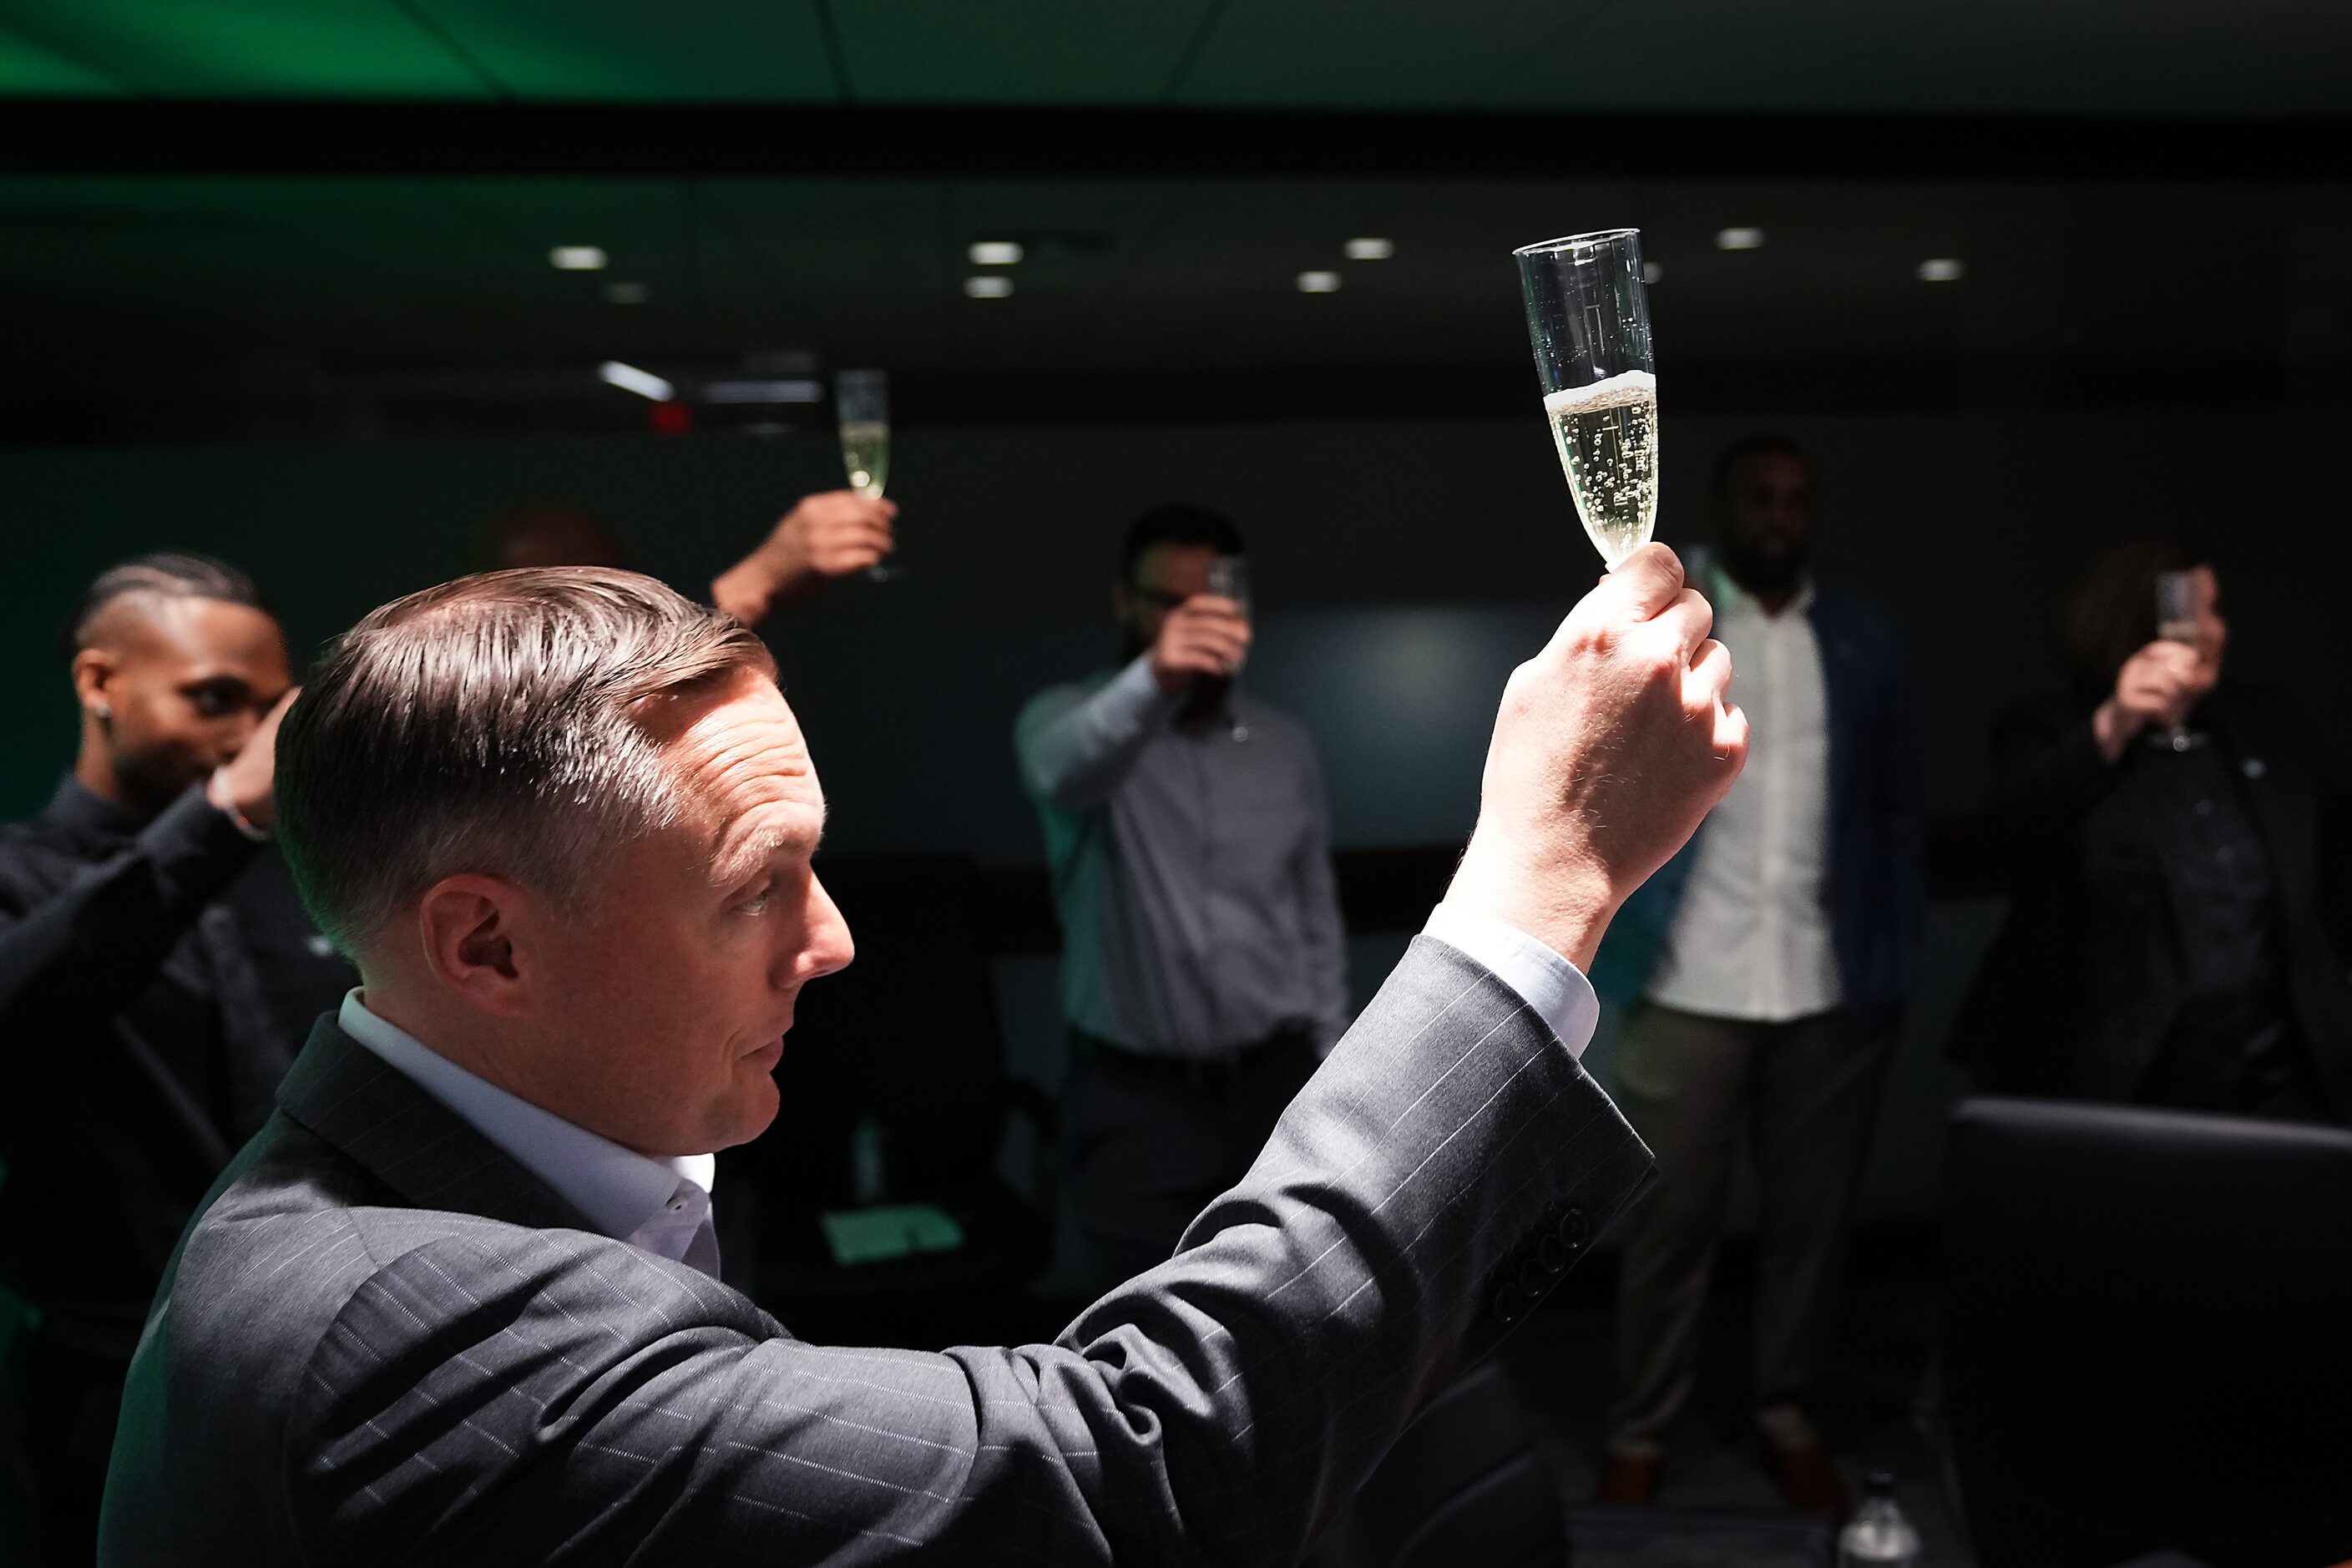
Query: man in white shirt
[{"left": 1589, "top": 437, "right": 1925, "bottom": 1516}]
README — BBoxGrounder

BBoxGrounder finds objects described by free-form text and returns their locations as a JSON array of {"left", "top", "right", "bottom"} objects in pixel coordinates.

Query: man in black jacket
[{"left": 0, "top": 553, "right": 353, "bottom": 1561}]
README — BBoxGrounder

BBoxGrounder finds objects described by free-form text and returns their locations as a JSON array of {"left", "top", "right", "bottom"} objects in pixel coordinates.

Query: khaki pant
[{"left": 1605, "top": 1003, "right": 1895, "bottom": 1457}]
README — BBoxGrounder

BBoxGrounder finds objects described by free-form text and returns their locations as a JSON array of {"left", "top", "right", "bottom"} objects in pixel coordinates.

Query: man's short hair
[
  {"left": 1709, "top": 433, "right": 1811, "bottom": 501},
  {"left": 1119, "top": 504, "right": 1245, "bottom": 584},
  {"left": 63, "top": 551, "right": 271, "bottom": 660},
  {"left": 276, "top": 568, "right": 776, "bottom": 954}
]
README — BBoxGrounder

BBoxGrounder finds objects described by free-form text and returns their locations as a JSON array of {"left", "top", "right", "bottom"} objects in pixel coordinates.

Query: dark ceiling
[{"left": 0, "top": 1, "right": 2346, "bottom": 441}]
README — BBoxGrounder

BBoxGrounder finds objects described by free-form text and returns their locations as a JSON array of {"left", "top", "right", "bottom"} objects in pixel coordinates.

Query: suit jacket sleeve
[
  {"left": 0, "top": 784, "right": 263, "bottom": 1065},
  {"left": 284, "top": 938, "right": 1651, "bottom": 1565}
]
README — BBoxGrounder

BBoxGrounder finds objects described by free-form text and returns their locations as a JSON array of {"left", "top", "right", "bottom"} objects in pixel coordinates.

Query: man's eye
[{"left": 739, "top": 886, "right": 773, "bottom": 915}]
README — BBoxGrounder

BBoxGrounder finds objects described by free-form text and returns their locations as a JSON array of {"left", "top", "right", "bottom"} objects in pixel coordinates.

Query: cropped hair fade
[
  {"left": 276, "top": 568, "right": 776, "bottom": 953},
  {"left": 64, "top": 551, "right": 271, "bottom": 660}
]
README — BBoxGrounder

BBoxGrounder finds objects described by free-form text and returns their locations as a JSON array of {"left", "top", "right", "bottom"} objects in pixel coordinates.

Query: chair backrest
[
  {"left": 756, "top": 855, "right": 1010, "bottom": 1207},
  {"left": 1942, "top": 1096, "right": 2352, "bottom": 1568}
]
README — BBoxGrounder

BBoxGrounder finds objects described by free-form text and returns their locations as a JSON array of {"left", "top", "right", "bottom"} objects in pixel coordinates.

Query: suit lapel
[{"left": 275, "top": 1017, "right": 599, "bottom": 1237}]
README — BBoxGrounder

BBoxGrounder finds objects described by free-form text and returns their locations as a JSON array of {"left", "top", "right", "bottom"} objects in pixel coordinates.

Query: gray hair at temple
[{"left": 276, "top": 567, "right": 775, "bottom": 954}]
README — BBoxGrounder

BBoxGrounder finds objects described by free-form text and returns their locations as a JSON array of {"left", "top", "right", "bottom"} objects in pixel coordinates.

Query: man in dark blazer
[
  {"left": 103, "top": 549, "right": 1747, "bottom": 1564},
  {"left": 1586, "top": 437, "right": 1925, "bottom": 1514},
  {"left": 0, "top": 553, "right": 352, "bottom": 1560}
]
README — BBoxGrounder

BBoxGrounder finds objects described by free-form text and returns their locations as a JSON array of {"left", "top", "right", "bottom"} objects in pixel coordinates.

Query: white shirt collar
[
  {"left": 336, "top": 991, "right": 715, "bottom": 1247},
  {"left": 1709, "top": 562, "right": 1816, "bottom": 621}
]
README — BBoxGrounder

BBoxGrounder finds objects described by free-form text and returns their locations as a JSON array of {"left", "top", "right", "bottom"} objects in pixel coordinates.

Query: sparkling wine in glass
[
  {"left": 836, "top": 368, "right": 896, "bottom": 579},
  {"left": 1513, "top": 229, "right": 1657, "bottom": 569}
]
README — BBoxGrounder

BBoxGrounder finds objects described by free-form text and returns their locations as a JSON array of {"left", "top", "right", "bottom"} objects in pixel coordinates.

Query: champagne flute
[
  {"left": 1202, "top": 554, "right": 1252, "bottom": 740},
  {"left": 2154, "top": 569, "right": 2202, "bottom": 751},
  {"left": 836, "top": 368, "right": 897, "bottom": 580},
  {"left": 1513, "top": 229, "right": 1658, "bottom": 569}
]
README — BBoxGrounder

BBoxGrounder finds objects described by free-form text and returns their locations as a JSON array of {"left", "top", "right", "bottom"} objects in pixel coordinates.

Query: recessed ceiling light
[
  {"left": 1297, "top": 271, "right": 1343, "bottom": 293},
  {"left": 968, "top": 240, "right": 1024, "bottom": 266},
  {"left": 1344, "top": 238, "right": 1393, "bottom": 260},
  {"left": 605, "top": 282, "right": 649, "bottom": 305},
  {"left": 1715, "top": 227, "right": 1764, "bottom": 251},
  {"left": 597, "top": 360, "right": 674, "bottom": 402},
  {"left": 964, "top": 276, "right": 1014, "bottom": 298},
  {"left": 1642, "top": 261, "right": 1664, "bottom": 285},
  {"left": 550, "top": 245, "right": 609, "bottom": 271},
  {"left": 1917, "top": 257, "right": 1965, "bottom": 282}
]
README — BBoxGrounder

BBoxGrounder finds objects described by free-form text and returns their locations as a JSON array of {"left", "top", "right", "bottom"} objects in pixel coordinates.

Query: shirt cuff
[
  {"left": 1422, "top": 902, "right": 1599, "bottom": 1060},
  {"left": 1098, "top": 650, "right": 1181, "bottom": 725}
]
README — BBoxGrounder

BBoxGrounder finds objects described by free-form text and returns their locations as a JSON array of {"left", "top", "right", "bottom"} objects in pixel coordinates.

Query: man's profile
[{"left": 102, "top": 555, "right": 1743, "bottom": 1562}]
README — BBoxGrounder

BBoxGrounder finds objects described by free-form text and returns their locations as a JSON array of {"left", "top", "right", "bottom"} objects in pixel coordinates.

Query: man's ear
[
  {"left": 70, "top": 648, "right": 118, "bottom": 718},
  {"left": 415, "top": 873, "right": 534, "bottom": 1016}
]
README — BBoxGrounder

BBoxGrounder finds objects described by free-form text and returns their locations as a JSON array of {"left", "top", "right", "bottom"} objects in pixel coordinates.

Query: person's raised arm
[
  {"left": 0, "top": 690, "right": 293, "bottom": 1055},
  {"left": 709, "top": 492, "right": 898, "bottom": 625},
  {"left": 1014, "top": 594, "right": 1251, "bottom": 811}
]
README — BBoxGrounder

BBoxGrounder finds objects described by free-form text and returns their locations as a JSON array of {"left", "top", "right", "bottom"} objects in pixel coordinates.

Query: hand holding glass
[{"left": 1514, "top": 229, "right": 1658, "bottom": 569}]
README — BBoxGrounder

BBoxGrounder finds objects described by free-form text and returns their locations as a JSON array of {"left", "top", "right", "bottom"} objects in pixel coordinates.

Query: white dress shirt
[
  {"left": 337, "top": 992, "right": 721, "bottom": 1277},
  {"left": 1424, "top": 902, "right": 1599, "bottom": 1059},
  {"left": 1646, "top": 570, "right": 1843, "bottom": 1023}
]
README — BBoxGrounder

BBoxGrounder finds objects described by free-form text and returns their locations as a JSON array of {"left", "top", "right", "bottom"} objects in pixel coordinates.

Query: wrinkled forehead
[{"left": 641, "top": 670, "right": 827, "bottom": 880}]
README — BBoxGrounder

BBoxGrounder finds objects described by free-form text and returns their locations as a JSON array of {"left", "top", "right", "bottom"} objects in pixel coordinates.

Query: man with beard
[
  {"left": 1588, "top": 437, "right": 1925, "bottom": 1516},
  {"left": 0, "top": 553, "right": 354, "bottom": 1559},
  {"left": 1015, "top": 504, "right": 1348, "bottom": 1292}
]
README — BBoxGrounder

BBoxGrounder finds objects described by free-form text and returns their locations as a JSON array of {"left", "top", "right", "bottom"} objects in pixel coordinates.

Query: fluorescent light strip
[
  {"left": 964, "top": 276, "right": 1014, "bottom": 298},
  {"left": 702, "top": 379, "right": 826, "bottom": 405},
  {"left": 598, "top": 361, "right": 675, "bottom": 402},
  {"left": 1715, "top": 227, "right": 1764, "bottom": 250},
  {"left": 551, "top": 245, "right": 609, "bottom": 271},
  {"left": 1297, "top": 271, "right": 1342, "bottom": 293},
  {"left": 968, "top": 240, "right": 1024, "bottom": 266}
]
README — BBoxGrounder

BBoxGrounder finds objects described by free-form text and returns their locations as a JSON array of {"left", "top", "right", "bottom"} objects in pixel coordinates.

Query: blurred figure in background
[
  {"left": 1590, "top": 436, "right": 1925, "bottom": 1516},
  {"left": 1950, "top": 537, "right": 2352, "bottom": 1121},
  {"left": 479, "top": 488, "right": 897, "bottom": 623},
  {"left": 0, "top": 554, "right": 354, "bottom": 1561},
  {"left": 1015, "top": 504, "right": 1348, "bottom": 1292}
]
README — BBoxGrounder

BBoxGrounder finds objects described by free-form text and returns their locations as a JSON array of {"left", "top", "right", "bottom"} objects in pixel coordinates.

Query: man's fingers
[
  {"left": 1594, "top": 542, "right": 1686, "bottom": 621},
  {"left": 1653, "top": 588, "right": 1717, "bottom": 663},
  {"left": 1687, "top": 638, "right": 1733, "bottom": 707},
  {"left": 1713, "top": 701, "right": 1752, "bottom": 768}
]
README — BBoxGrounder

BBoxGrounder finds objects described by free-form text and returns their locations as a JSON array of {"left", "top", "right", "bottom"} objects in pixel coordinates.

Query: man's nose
[{"left": 797, "top": 876, "right": 856, "bottom": 984}]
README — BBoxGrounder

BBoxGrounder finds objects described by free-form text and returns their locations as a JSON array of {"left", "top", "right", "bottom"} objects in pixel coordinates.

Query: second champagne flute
[{"left": 836, "top": 368, "right": 897, "bottom": 581}]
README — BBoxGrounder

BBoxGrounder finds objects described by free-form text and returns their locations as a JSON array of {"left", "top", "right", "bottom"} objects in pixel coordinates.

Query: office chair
[{"left": 1942, "top": 1096, "right": 2352, "bottom": 1567}]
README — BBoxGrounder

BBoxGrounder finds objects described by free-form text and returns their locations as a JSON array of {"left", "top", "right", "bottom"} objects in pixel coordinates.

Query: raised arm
[{"left": 0, "top": 700, "right": 288, "bottom": 1060}]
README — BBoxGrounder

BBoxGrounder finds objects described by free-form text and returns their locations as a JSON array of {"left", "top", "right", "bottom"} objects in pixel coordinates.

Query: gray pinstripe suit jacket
[{"left": 100, "top": 936, "right": 1651, "bottom": 1565}]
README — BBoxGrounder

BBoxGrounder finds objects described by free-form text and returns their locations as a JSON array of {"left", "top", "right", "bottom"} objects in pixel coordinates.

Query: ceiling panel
[
  {"left": 411, "top": 0, "right": 842, "bottom": 101},
  {"left": 830, "top": 0, "right": 1214, "bottom": 104},
  {"left": 0, "top": 0, "right": 490, "bottom": 97},
  {"left": 0, "top": 21, "right": 129, "bottom": 94},
  {"left": 1491, "top": 0, "right": 2352, "bottom": 115},
  {"left": 1173, "top": 0, "right": 1565, "bottom": 109}
]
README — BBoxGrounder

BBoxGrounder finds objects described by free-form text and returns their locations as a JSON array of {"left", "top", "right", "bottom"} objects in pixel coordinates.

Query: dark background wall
[{"left": 4, "top": 401, "right": 2342, "bottom": 1219}]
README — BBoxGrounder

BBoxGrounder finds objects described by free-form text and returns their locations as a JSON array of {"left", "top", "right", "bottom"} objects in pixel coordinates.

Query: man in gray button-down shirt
[{"left": 1018, "top": 506, "right": 1350, "bottom": 1287}]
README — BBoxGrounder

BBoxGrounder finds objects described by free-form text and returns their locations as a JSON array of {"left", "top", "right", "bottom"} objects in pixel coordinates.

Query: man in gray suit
[{"left": 103, "top": 548, "right": 1744, "bottom": 1564}]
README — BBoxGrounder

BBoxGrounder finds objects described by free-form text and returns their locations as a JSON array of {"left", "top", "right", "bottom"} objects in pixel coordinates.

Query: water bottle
[{"left": 1838, "top": 1471, "right": 1922, "bottom": 1567}]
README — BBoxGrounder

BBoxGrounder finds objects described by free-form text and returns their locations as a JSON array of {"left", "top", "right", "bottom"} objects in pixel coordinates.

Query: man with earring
[{"left": 0, "top": 553, "right": 352, "bottom": 1561}]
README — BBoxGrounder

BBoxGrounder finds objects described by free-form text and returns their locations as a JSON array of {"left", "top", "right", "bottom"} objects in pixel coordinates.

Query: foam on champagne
[{"left": 1540, "top": 369, "right": 1657, "bottom": 418}]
